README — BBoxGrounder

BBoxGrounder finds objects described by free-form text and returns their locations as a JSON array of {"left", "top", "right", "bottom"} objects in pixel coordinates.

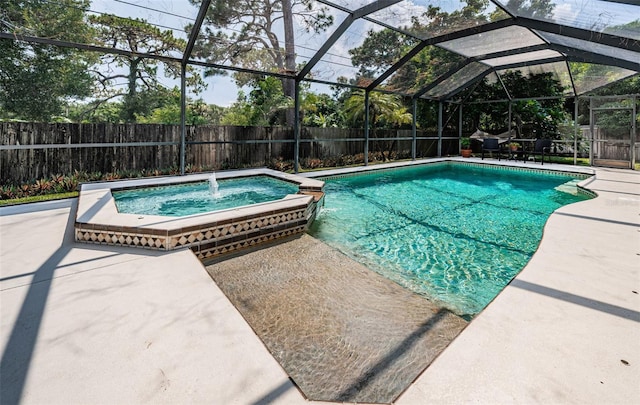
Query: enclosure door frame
[{"left": 589, "top": 95, "right": 637, "bottom": 170}]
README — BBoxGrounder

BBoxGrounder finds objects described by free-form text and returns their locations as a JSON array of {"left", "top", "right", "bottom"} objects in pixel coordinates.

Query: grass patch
[
  {"left": 546, "top": 156, "right": 590, "bottom": 166},
  {"left": 0, "top": 192, "right": 78, "bottom": 206}
]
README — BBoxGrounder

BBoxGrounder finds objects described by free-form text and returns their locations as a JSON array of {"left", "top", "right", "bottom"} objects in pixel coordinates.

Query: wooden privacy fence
[
  {"left": 1, "top": 123, "right": 182, "bottom": 184},
  {"left": 1, "top": 122, "right": 446, "bottom": 184}
]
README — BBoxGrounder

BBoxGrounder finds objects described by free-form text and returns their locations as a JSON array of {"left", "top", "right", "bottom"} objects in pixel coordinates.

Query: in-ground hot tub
[{"left": 74, "top": 168, "right": 324, "bottom": 261}]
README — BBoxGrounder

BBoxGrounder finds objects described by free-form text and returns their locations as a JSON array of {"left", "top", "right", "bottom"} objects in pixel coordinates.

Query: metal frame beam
[
  {"left": 182, "top": 0, "right": 212, "bottom": 65},
  {"left": 436, "top": 66, "right": 494, "bottom": 101},
  {"left": 367, "top": 18, "right": 517, "bottom": 91},
  {"left": 180, "top": 66, "right": 187, "bottom": 175},
  {"left": 574, "top": 96, "right": 579, "bottom": 165},
  {"left": 632, "top": 95, "right": 637, "bottom": 170},
  {"left": 411, "top": 98, "right": 417, "bottom": 160},
  {"left": 434, "top": 56, "right": 565, "bottom": 102},
  {"left": 0, "top": 32, "right": 307, "bottom": 83},
  {"left": 298, "top": 0, "right": 402, "bottom": 80},
  {"left": 566, "top": 60, "right": 578, "bottom": 96},
  {"left": 548, "top": 44, "right": 640, "bottom": 72},
  {"left": 412, "top": 60, "right": 472, "bottom": 99},
  {"left": 316, "top": 0, "right": 422, "bottom": 40},
  {"left": 180, "top": 0, "right": 211, "bottom": 175},
  {"left": 490, "top": 56, "right": 566, "bottom": 72},
  {"left": 411, "top": 44, "right": 555, "bottom": 99},
  {"left": 462, "top": 94, "right": 571, "bottom": 105},
  {"left": 437, "top": 101, "right": 443, "bottom": 157},
  {"left": 364, "top": 90, "right": 370, "bottom": 166},
  {"left": 517, "top": 16, "right": 640, "bottom": 53},
  {"left": 294, "top": 80, "right": 301, "bottom": 173},
  {"left": 599, "top": 0, "right": 640, "bottom": 4},
  {"left": 471, "top": 43, "right": 552, "bottom": 63},
  {"left": 495, "top": 71, "right": 512, "bottom": 100},
  {"left": 0, "top": 32, "right": 178, "bottom": 64},
  {"left": 458, "top": 104, "right": 463, "bottom": 151}
]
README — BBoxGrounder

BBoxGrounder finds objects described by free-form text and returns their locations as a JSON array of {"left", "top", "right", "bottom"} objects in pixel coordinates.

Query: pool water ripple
[
  {"left": 309, "top": 164, "right": 591, "bottom": 316},
  {"left": 112, "top": 175, "right": 299, "bottom": 217}
]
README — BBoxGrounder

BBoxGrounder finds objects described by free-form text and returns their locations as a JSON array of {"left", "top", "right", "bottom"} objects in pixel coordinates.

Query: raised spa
[
  {"left": 112, "top": 175, "right": 300, "bottom": 217},
  {"left": 74, "top": 168, "right": 324, "bottom": 260}
]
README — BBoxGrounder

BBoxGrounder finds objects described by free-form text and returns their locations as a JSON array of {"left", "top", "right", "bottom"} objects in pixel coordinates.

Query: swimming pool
[
  {"left": 113, "top": 175, "right": 299, "bottom": 217},
  {"left": 308, "top": 163, "right": 592, "bottom": 316}
]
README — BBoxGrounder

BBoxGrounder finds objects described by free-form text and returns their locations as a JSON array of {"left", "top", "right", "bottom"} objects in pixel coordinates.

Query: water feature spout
[{"left": 209, "top": 173, "right": 220, "bottom": 197}]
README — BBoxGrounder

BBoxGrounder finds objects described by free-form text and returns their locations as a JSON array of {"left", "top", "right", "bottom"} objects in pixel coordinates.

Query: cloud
[
  {"left": 552, "top": 3, "right": 580, "bottom": 25},
  {"left": 367, "top": 1, "right": 430, "bottom": 30}
]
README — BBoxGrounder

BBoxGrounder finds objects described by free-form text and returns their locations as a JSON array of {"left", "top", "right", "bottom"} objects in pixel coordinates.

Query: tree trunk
[
  {"left": 281, "top": 0, "right": 296, "bottom": 127},
  {"left": 124, "top": 57, "right": 139, "bottom": 123}
]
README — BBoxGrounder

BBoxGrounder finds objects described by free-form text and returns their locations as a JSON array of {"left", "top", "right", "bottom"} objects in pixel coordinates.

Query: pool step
[{"left": 554, "top": 179, "right": 582, "bottom": 195}]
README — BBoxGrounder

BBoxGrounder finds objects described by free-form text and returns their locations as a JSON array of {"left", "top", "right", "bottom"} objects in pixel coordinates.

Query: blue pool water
[
  {"left": 308, "top": 164, "right": 591, "bottom": 316},
  {"left": 113, "top": 175, "right": 299, "bottom": 217}
]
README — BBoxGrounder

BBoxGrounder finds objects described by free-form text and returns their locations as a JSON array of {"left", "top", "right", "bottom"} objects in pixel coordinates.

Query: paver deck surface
[{"left": 1, "top": 160, "right": 638, "bottom": 404}]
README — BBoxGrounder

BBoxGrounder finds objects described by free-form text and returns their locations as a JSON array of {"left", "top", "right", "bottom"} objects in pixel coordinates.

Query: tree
[
  {"left": 221, "top": 76, "right": 293, "bottom": 126},
  {"left": 462, "top": 70, "right": 568, "bottom": 137},
  {"left": 66, "top": 101, "right": 124, "bottom": 123},
  {"left": 87, "top": 14, "right": 205, "bottom": 122},
  {"left": 300, "top": 87, "right": 343, "bottom": 128},
  {"left": 348, "top": 1, "right": 496, "bottom": 93},
  {"left": 135, "top": 87, "right": 225, "bottom": 125},
  {"left": 343, "top": 91, "right": 412, "bottom": 160},
  {"left": 189, "top": 0, "right": 333, "bottom": 125},
  {"left": 0, "top": 0, "right": 95, "bottom": 121},
  {"left": 490, "top": 0, "right": 554, "bottom": 20}
]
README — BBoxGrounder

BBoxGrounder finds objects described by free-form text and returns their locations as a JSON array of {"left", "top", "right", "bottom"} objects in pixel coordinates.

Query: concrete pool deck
[{"left": 1, "top": 159, "right": 639, "bottom": 404}]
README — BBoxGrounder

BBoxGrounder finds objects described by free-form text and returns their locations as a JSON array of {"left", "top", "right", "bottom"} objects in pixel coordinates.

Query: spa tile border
[{"left": 75, "top": 197, "right": 316, "bottom": 255}]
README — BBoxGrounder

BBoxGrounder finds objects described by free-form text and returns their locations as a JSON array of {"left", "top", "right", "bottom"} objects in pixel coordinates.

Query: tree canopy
[
  {"left": 87, "top": 14, "right": 205, "bottom": 122},
  {"left": 189, "top": 0, "right": 333, "bottom": 124},
  {"left": 0, "top": 0, "right": 636, "bottom": 129},
  {"left": 0, "top": 0, "right": 95, "bottom": 121}
]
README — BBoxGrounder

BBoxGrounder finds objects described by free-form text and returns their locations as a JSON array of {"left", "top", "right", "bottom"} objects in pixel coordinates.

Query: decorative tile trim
[
  {"left": 451, "top": 161, "right": 592, "bottom": 179},
  {"left": 75, "top": 228, "right": 168, "bottom": 250},
  {"left": 167, "top": 208, "right": 308, "bottom": 249},
  {"left": 75, "top": 199, "right": 319, "bottom": 260},
  {"left": 193, "top": 225, "right": 307, "bottom": 261},
  {"left": 577, "top": 186, "right": 598, "bottom": 198}
]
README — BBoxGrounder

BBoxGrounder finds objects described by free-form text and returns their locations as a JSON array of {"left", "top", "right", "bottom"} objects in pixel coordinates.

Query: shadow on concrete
[
  {"left": 250, "top": 379, "right": 297, "bottom": 405},
  {"left": 510, "top": 279, "right": 640, "bottom": 322},
  {"left": 0, "top": 203, "right": 77, "bottom": 404},
  {"left": 586, "top": 188, "right": 640, "bottom": 197},
  {"left": 0, "top": 200, "right": 174, "bottom": 404},
  {"left": 335, "top": 308, "right": 449, "bottom": 403},
  {"left": 553, "top": 211, "right": 639, "bottom": 228}
]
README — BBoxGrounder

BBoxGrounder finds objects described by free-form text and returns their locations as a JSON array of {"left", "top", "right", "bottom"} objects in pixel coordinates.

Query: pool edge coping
[{"left": 302, "top": 157, "right": 597, "bottom": 199}]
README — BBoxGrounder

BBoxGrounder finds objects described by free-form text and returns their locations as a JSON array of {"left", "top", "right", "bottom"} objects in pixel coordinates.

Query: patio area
[{"left": 1, "top": 159, "right": 639, "bottom": 404}]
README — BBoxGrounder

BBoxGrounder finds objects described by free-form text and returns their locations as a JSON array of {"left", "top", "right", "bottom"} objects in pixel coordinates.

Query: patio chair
[
  {"left": 481, "top": 138, "right": 503, "bottom": 160},
  {"left": 527, "top": 139, "right": 552, "bottom": 165}
]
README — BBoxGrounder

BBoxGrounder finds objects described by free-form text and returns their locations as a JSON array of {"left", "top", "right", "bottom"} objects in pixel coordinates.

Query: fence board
[{"left": 2, "top": 122, "right": 444, "bottom": 184}]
